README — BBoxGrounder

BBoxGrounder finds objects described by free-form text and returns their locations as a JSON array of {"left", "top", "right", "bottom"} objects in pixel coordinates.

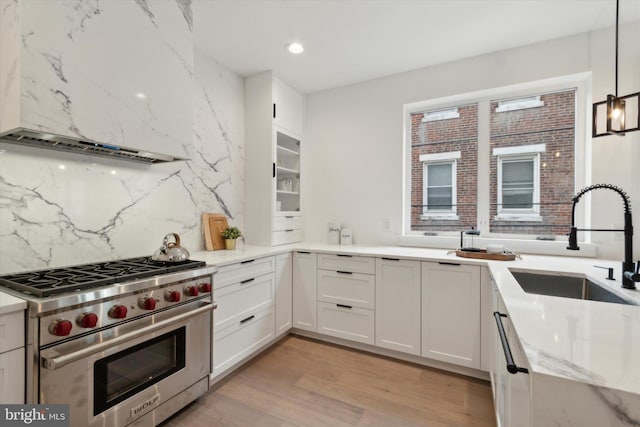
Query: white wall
[{"left": 305, "top": 23, "right": 640, "bottom": 261}]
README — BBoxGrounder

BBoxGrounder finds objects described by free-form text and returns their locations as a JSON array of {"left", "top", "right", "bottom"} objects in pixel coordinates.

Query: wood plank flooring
[{"left": 161, "top": 335, "right": 497, "bottom": 427}]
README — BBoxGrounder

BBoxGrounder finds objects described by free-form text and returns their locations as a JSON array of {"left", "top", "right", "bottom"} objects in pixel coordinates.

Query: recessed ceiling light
[
  {"left": 286, "top": 42, "right": 304, "bottom": 54},
  {"left": 135, "top": 92, "right": 147, "bottom": 99}
]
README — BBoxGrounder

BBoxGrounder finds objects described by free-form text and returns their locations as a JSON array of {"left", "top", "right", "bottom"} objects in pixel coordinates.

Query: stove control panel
[{"left": 39, "top": 273, "right": 214, "bottom": 346}]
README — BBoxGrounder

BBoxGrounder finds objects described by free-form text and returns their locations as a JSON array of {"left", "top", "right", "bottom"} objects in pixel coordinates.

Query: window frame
[
  {"left": 402, "top": 72, "right": 591, "bottom": 254},
  {"left": 420, "top": 151, "right": 460, "bottom": 220},
  {"left": 496, "top": 154, "right": 540, "bottom": 220}
]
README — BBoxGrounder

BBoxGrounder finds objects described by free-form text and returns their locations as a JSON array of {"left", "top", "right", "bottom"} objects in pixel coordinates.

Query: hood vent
[{"left": 0, "top": 129, "right": 188, "bottom": 164}]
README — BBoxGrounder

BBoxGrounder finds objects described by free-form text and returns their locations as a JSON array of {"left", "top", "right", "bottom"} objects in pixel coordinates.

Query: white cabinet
[
  {"left": 317, "top": 254, "right": 375, "bottom": 344},
  {"left": 245, "top": 71, "right": 304, "bottom": 246},
  {"left": 0, "top": 310, "right": 25, "bottom": 403},
  {"left": 492, "top": 282, "right": 531, "bottom": 427},
  {"left": 273, "top": 77, "right": 305, "bottom": 136},
  {"left": 275, "top": 253, "right": 293, "bottom": 337},
  {"left": 421, "top": 261, "right": 481, "bottom": 369},
  {"left": 375, "top": 258, "right": 421, "bottom": 356},
  {"left": 212, "top": 256, "right": 276, "bottom": 377},
  {"left": 292, "top": 251, "right": 317, "bottom": 332}
]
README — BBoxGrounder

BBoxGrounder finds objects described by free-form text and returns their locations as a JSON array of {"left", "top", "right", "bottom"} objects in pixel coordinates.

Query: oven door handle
[{"left": 41, "top": 303, "right": 213, "bottom": 370}]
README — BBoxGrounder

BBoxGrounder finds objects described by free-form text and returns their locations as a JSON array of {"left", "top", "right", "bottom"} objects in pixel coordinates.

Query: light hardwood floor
[{"left": 162, "top": 335, "right": 497, "bottom": 427}]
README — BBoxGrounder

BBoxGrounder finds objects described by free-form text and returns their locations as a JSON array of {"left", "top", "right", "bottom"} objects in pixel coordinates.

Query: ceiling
[{"left": 193, "top": 0, "right": 640, "bottom": 94}]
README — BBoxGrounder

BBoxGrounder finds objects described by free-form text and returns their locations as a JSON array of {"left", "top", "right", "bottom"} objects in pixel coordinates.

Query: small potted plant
[{"left": 221, "top": 226, "right": 242, "bottom": 250}]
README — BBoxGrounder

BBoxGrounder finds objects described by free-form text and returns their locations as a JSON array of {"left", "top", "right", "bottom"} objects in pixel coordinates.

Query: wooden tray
[
  {"left": 455, "top": 249, "right": 517, "bottom": 261},
  {"left": 202, "top": 213, "right": 228, "bottom": 251}
]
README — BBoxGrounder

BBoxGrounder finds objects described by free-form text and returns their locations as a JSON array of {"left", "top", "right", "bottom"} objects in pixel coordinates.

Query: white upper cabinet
[
  {"left": 0, "top": 0, "right": 192, "bottom": 160},
  {"left": 273, "top": 78, "right": 304, "bottom": 136}
]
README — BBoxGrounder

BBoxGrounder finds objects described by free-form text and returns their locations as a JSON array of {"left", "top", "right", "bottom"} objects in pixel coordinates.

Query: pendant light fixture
[{"left": 592, "top": 0, "right": 640, "bottom": 137}]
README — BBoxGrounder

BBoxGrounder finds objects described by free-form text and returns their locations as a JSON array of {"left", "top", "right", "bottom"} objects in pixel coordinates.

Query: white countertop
[
  {"left": 191, "top": 242, "right": 640, "bottom": 398},
  {"left": 0, "top": 289, "right": 27, "bottom": 315}
]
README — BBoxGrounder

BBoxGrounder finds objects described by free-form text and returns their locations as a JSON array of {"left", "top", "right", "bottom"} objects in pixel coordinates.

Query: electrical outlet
[{"left": 383, "top": 218, "right": 390, "bottom": 232}]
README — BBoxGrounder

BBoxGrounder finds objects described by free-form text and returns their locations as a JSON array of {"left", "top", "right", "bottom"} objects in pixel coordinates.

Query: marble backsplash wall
[{"left": 0, "top": 52, "right": 244, "bottom": 274}]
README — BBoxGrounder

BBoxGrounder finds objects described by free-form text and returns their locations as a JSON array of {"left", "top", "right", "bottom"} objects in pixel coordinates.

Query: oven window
[{"left": 94, "top": 327, "right": 186, "bottom": 415}]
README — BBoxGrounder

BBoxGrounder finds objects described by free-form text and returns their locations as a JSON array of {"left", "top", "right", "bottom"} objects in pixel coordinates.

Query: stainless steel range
[{"left": 0, "top": 256, "right": 216, "bottom": 427}]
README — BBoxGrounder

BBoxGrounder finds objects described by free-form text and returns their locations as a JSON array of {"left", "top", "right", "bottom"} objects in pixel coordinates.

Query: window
[
  {"left": 420, "top": 151, "right": 460, "bottom": 218},
  {"left": 404, "top": 73, "right": 588, "bottom": 240}
]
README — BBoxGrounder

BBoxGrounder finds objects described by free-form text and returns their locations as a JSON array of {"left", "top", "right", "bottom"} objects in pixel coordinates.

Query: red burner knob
[
  {"left": 139, "top": 297, "right": 157, "bottom": 310},
  {"left": 108, "top": 305, "right": 128, "bottom": 319},
  {"left": 165, "top": 290, "right": 181, "bottom": 302},
  {"left": 199, "top": 283, "right": 212, "bottom": 293},
  {"left": 49, "top": 319, "right": 73, "bottom": 336},
  {"left": 185, "top": 286, "right": 199, "bottom": 297},
  {"left": 76, "top": 312, "right": 98, "bottom": 328}
]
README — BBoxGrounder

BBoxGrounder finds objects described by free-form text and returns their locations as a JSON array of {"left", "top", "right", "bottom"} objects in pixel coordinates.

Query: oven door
[{"left": 39, "top": 301, "right": 212, "bottom": 427}]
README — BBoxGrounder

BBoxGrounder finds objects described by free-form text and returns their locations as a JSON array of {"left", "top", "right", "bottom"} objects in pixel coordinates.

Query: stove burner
[{"left": 0, "top": 257, "right": 206, "bottom": 298}]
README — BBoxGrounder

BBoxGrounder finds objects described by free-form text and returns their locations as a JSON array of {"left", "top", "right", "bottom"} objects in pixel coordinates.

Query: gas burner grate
[{"left": 0, "top": 257, "right": 206, "bottom": 298}]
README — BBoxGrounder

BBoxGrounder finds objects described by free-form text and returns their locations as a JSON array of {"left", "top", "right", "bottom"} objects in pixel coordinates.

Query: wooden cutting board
[{"left": 202, "top": 213, "right": 228, "bottom": 250}]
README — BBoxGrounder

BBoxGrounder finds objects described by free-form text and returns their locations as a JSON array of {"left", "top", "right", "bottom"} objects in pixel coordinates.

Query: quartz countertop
[
  {"left": 191, "top": 242, "right": 640, "bottom": 400},
  {"left": 0, "top": 289, "right": 27, "bottom": 315}
]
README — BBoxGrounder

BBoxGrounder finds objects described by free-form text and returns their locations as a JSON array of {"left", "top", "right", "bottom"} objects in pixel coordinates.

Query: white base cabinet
[
  {"left": 317, "top": 302, "right": 374, "bottom": 344},
  {"left": 0, "top": 310, "right": 25, "bottom": 403},
  {"left": 316, "top": 254, "right": 376, "bottom": 345},
  {"left": 212, "top": 256, "right": 276, "bottom": 378},
  {"left": 292, "top": 251, "right": 317, "bottom": 332},
  {"left": 275, "top": 253, "right": 293, "bottom": 337},
  {"left": 375, "top": 258, "right": 421, "bottom": 356},
  {"left": 421, "top": 261, "right": 481, "bottom": 369}
]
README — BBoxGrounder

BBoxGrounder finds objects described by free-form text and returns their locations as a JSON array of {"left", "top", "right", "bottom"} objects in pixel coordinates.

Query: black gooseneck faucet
[{"left": 567, "top": 184, "right": 640, "bottom": 290}]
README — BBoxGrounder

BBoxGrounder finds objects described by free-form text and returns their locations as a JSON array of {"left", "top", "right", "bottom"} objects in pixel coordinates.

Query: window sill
[
  {"left": 420, "top": 214, "right": 459, "bottom": 221},
  {"left": 494, "top": 214, "right": 542, "bottom": 222},
  {"left": 397, "top": 234, "right": 598, "bottom": 258}
]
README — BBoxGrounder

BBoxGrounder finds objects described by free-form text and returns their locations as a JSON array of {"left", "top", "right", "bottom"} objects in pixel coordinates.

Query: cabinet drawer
[
  {"left": 272, "top": 229, "right": 302, "bottom": 246},
  {"left": 317, "top": 253, "right": 375, "bottom": 274},
  {"left": 0, "top": 347, "right": 25, "bottom": 403},
  {"left": 272, "top": 216, "right": 303, "bottom": 231},
  {"left": 317, "top": 270, "right": 375, "bottom": 309},
  {"left": 214, "top": 273, "right": 275, "bottom": 332},
  {"left": 317, "top": 302, "right": 374, "bottom": 345},
  {"left": 213, "top": 307, "right": 275, "bottom": 376},
  {"left": 0, "top": 311, "right": 24, "bottom": 353},
  {"left": 215, "top": 256, "right": 275, "bottom": 289}
]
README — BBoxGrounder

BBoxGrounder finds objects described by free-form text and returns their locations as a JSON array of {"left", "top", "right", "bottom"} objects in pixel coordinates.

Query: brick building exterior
[
  {"left": 410, "top": 90, "right": 575, "bottom": 236},
  {"left": 489, "top": 90, "right": 575, "bottom": 235},
  {"left": 410, "top": 104, "right": 478, "bottom": 232}
]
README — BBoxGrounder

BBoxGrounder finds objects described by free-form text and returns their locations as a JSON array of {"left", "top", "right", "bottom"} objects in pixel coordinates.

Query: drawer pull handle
[
  {"left": 240, "top": 278, "right": 255, "bottom": 284},
  {"left": 240, "top": 315, "right": 256, "bottom": 324},
  {"left": 285, "top": 229, "right": 294, "bottom": 232},
  {"left": 297, "top": 251, "right": 311, "bottom": 254},
  {"left": 381, "top": 257, "right": 400, "bottom": 261},
  {"left": 493, "top": 312, "right": 529, "bottom": 375},
  {"left": 336, "top": 254, "right": 353, "bottom": 258},
  {"left": 336, "top": 304, "right": 353, "bottom": 309},
  {"left": 336, "top": 271, "right": 353, "bottom": 275},
  {"left": 285, "top": 216, "right": 294, "bottom": 219},
  {"left": 241, "top": 259, "right": 255, "bottom": 264},
  {"left": 438, "top": 262, "right": 461, "bottom": 266}
]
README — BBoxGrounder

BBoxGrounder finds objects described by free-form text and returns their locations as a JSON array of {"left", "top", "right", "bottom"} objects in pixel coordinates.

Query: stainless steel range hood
[{"left": 0, "top": 128, "right": 189, "bottom": 164}]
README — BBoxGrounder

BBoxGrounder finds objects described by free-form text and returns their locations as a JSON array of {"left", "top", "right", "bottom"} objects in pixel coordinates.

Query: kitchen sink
[{"left": 510, "top": 271, "right": 636, "bottom": 305}]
